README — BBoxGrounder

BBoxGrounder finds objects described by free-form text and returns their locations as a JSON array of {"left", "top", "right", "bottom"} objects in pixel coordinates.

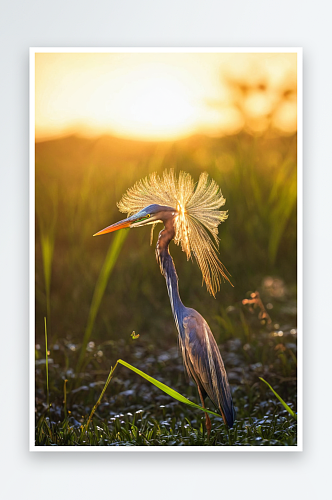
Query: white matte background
[{"left": 0, "top": 1, "right": 329, "bottom": 499}]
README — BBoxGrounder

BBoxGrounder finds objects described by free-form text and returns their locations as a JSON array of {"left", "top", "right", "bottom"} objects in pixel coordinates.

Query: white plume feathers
[{"left": 117, "top": 170, "right": 231, "bottom": 296}]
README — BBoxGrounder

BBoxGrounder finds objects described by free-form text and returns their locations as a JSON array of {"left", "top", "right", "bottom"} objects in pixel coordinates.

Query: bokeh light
[{"left": 35, "top": 52, "right": 297, "bottom": 141}]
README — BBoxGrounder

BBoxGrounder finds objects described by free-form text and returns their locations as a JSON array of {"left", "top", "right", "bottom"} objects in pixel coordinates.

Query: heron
[{"left": 94, "top": 170, "right": 235, "bottom": 433}]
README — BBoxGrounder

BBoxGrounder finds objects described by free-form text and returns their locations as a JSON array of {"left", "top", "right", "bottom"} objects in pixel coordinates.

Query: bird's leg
[{"left": 198, "top": 386, "right": 211, "bottom": 437}]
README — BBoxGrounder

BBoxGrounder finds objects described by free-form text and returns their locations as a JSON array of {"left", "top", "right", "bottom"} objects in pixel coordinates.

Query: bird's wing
[{"left": 182, "top": 312, "right": 234, "bottom": 427}]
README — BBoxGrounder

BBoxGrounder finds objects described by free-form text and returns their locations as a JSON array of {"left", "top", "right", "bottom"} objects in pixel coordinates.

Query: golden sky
[{"left": 35, "top": 52, "right": 297, "bottom": 141}]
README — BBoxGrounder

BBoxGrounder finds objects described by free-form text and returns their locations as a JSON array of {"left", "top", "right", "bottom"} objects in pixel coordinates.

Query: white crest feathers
[{"left": 117, "top": 170, "right": 231, "bottom": 296}]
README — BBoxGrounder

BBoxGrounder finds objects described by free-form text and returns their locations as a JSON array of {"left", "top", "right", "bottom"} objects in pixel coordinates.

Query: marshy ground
[{"left": 35, "top": 132, "right": 297, "bottom": 446}]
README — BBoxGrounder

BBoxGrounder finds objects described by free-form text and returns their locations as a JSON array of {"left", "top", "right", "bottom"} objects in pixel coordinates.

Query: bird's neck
[{"left": 156, "top": 220, "right": 184, "bottom": 332}]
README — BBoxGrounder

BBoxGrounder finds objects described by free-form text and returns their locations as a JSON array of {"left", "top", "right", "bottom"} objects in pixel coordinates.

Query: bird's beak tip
[{"left": 93, "top": 218, "right": 133, "bottom": 237}]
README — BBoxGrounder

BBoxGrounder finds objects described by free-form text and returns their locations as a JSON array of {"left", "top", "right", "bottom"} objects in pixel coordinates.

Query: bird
[{"left": 94, "top": 170, "right": 235, "bottom": 433}]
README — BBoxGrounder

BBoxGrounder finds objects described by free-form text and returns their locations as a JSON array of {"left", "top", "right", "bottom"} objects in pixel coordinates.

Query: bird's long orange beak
[{"left": 93, "top": 217, "right": 133, "bottom": 236}]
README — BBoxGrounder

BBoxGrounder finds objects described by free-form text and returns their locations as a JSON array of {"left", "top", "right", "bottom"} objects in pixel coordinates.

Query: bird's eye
[{"left": 135, "top": 214, "right": 151, "bottom": 223}]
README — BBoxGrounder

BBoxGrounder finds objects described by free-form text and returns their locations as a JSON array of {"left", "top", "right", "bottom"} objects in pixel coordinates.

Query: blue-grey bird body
[
  {"left": 94, "top": 172, "right": 235, "bottom": 431},
  {"left": 156, "top": 212, "right": 235, "bottom": 429}
]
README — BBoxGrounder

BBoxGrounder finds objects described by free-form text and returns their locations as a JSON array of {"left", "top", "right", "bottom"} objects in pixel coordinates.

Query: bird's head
[
  {"left": 93, "top": 204, "right": 177, "bottom": 236},
  {"left": 93, "top": 170, "right": 231, "bottom": 295}
]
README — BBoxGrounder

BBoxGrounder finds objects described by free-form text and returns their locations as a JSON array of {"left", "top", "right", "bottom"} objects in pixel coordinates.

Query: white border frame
[{"left": 29, "top": 47, "right": 302, "bottom": 452}]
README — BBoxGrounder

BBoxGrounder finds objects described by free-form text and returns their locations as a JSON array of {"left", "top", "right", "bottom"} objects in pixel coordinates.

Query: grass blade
[
  {"left": 44, "top": 317, "right": 49, "bottom": 410},
  {"left": 40, "top": 234, "right": 54, "bottom": 323},
  {"left": 118, "top": 359, "right": 221, "bottom": 417},
  {"left": 259, "top": 377, "right": 297, "bottom": 420},
  {"left": 83, "top": 361, "right": 120, "bottom": 436},
  {"left": 37, "top": 184, "right": 57, "bottom": 331},
  {"left": 63, "top": 379, "right": 68, "bottom": 419},
  {"left": 84, "top": 358, "right": 221, "bottom": 435},
  {"left": 76, "top": 230, "right": 129, "bottom": 374},
  {"left": 267, "top": 163, "right": 297, "bottom": 265}
]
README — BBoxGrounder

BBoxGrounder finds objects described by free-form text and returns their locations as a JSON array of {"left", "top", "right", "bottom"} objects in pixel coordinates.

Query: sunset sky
[{"left": 35, "top": 52, "right": 297, "bottom": 141}]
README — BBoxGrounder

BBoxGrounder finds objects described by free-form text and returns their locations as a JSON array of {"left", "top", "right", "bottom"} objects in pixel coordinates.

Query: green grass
[
  {"left": 76, "top": 229, "right": 129, "bottom": 374},
  {"left": 36, "top": 183, "right": 57, "bottom": 331},
  {"left": 44, "top": 317, "right": 49, "bottom": 411},
  {"left": 35, "top": 294, "right": 297, "bottom": 446},
  {"left": 84, "top": 358, "right": 221, "bottom": 432},
  {"left": 79, "top": 358, "right": 222, "bottom": 446},
  {"left": 259, "top": 377, "right": 297, "bottom": 420},
  {"left": 36, "top": 410, "right": 297, "bottom": 446},
  {"left": 35, "top": 131, "right": 297, "bottom": 446}
]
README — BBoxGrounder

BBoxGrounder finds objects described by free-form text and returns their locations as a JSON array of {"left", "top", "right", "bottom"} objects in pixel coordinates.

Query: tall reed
[
  {"left": 259, "top": 377, "right": 297, "bottom": 420},
  {"left": 36, "top": 185, "right": 58, "bottom": 332},
  {"left": 44, "top": 317, "right": 49, "bottom": 410},
  {"left": 76, "top": 229, "right": 129, "bottom": 374}
]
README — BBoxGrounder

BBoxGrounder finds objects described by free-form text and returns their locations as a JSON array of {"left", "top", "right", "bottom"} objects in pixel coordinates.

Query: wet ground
[{"left": 35, "top": 276, "right": 297, "bottom": 446}]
